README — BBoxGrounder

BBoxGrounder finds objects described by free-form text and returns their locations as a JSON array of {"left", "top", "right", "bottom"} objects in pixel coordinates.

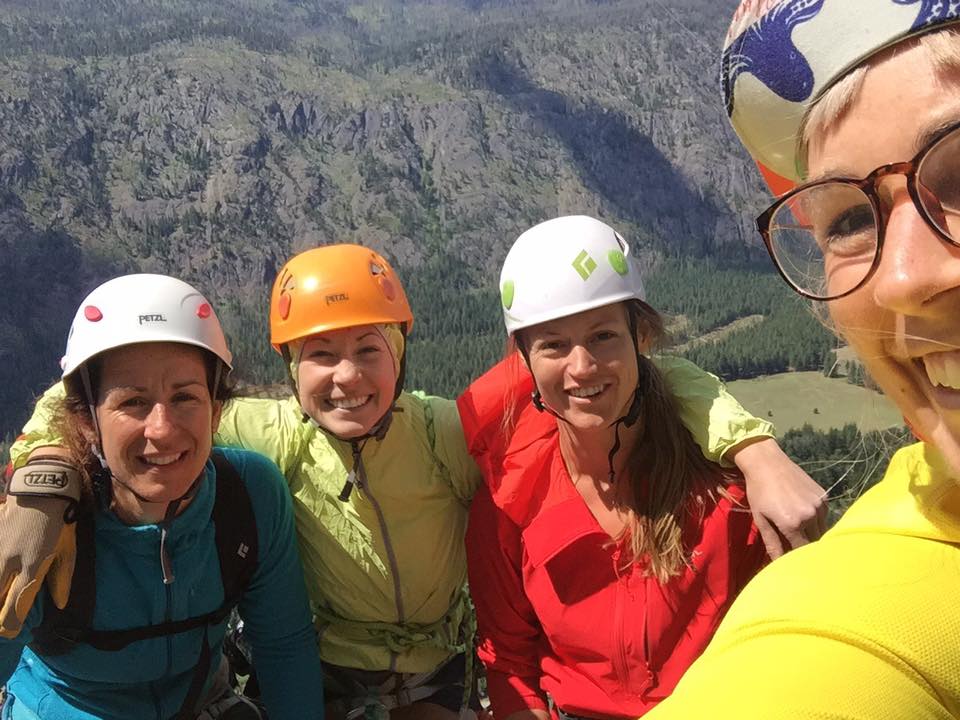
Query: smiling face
[
  {"left": 296, "top": 325, "right": 398, "bottom": 438},
  {"left": 809, "top": 43, "right": 960, "bottom": 465},
  {"left": 523, "top": 302, "right": 643, "bottom": 432},
  {"left": 94, "top": 342, "right": 220, "bottom": 509}
]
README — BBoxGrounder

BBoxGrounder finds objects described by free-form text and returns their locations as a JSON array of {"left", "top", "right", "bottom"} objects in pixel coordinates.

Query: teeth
[
  {"left": 923, "top": 352, "right": 960, "bottom": 390},
  {"left": 142, "top": 454, "right": 181, "bottom": 466},
  {"left": 569, "top": 385, "right": 604, "bottom": 398},
  {"left": 330, "top": 396, "right": 370, "bottom": 410}
]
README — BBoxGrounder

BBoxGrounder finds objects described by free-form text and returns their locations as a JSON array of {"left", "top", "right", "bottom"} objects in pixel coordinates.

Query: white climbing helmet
[
  {"left": 61, "top": 274, "right": 233, "bottom": 378},
  {"left": 499, "top": 215, "right": 646, "bottom": 336}
]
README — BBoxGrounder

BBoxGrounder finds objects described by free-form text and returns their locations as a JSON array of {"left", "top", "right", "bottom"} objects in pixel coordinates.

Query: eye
[
  {"left": 118, "top": 396, "right": 147, "bottom": 409},
  {"left": 817, "top": 203, "right": 876, "bottom": 256},
  {"left": 307, "top": 348, "right": 334, "bottom": 359},
  {"left": 357, "top": 345, "right": 382, "bottom": 356},
  {"left": 593, "top": 330, "right": 618, "bottom": 342},
  {"left": 536, "top": 339, "right": 566, "bottom": 353},
  {"left": 172, "top": 391, "right": 202, "bottom": 404}
]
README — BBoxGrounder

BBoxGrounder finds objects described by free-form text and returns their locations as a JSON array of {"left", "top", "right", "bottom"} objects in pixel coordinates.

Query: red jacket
[{"left": 458, "top": 357, "right": 767, "bottom": 719}]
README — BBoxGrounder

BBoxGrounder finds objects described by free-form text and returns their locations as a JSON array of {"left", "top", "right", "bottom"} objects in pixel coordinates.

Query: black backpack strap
[
  {"left": 210, "top": 451, "right": 259, "bottom": 605},
  {"left": 30, "top": 501, "right": 97, "bottom": 656},
  {"left": 175, "top": 451, "right": 259, "bottom": 719}
]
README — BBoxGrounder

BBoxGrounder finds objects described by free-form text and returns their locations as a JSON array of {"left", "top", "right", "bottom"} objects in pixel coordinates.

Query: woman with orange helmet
[{"left": 5, "top": 243, "right": 826, "bottom": 719}]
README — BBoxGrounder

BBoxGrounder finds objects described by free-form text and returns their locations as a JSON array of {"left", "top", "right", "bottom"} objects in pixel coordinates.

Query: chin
[
  {"left": 320, "top": 417, "right": 376, "bottom": 439},
  {"left": 563, "top": 412, "right": 613, "bottom": 432}
]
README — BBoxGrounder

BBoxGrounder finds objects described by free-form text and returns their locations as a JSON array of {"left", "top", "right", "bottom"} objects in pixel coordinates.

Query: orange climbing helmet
[{"left": 270, "top": 244, "right": 414, "bottom": 350}]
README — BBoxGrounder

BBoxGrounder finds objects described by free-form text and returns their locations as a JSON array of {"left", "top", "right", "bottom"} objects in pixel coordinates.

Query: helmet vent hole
[{"left": 278, "top": 293, "right": 292, "bottom": 320}]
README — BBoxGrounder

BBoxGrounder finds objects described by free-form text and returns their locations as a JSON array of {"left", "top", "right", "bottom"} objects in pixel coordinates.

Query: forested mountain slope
[{"left": 1, "top": 0, "right": 810, "bottom": 439}]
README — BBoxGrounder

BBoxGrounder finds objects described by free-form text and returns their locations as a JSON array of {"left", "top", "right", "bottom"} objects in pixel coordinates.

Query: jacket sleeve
[
  {"left": 0, "top": 600, "right": 40, "bottom": 683},
  {"left": 418, "top": 394, "right": 482, "bottom": 504},
  {"left": 9, "top": 383, "right": 67, "bottom": 469},
  {"left": 215, "top": 397, "right": 302, "bottom": 475},
  {"left": 653, "top": 355, "right": 775, "bottom": 466},
  {"left": 234, "top": 450, "right": 324, "bottom": 720},
  {"left": 466, "top": 486, "right": 548, "bottom": 716}
]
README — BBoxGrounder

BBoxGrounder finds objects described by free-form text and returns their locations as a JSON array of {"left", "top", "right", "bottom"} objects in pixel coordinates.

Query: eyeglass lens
[{"left": 766, "top": 125, "right": 960, "bottom": 299}]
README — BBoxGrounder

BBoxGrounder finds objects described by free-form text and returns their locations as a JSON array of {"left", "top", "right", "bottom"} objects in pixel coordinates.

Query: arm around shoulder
[{"left": 653, "top": 355, "right": 774, "bottom": 465}]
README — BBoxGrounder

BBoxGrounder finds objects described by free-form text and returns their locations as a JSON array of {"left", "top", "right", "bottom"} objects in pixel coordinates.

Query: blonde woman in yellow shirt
[{"left": 647, "top": 3, "right": 960, "bottom": 719}]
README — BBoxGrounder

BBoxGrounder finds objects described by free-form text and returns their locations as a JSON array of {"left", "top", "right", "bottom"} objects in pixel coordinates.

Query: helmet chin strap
[{"left": 521, "top": 314, "right": 645, "bottom": 485}]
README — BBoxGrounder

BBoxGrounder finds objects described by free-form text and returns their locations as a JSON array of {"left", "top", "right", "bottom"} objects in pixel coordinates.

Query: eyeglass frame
[{"left": 755, "top": 118, "right": 960, "bottom": 302}]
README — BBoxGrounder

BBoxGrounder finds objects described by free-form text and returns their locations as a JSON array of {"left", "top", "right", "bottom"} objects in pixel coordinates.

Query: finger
[
  {"left": 13, "top": 553, "right": 55, "bottom": 624},
  {"left": 48, "top": 526, "right": 77, "bottom": 610},
  {"left": 802, "top": 518, "right": 824, "bottom": 542},
  {"left": 816, "top": 496, "right": 830, "bottom": 537},
  {"left": 780, "top": 521, "right": 811, "bottom": 551},
  {"left": 753, "top": 512, "right": 785, "bottom": 560},
  {"left": 0, "top": 567, "right": 24, "bottom": 638}
]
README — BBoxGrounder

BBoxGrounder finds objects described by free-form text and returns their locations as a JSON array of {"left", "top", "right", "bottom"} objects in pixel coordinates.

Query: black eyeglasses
[{"left": 756, "top": 119, "right": 960, "bottom": 301}]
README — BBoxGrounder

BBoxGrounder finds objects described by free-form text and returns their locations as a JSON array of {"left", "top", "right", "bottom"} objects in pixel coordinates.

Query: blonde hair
[
  {"left": 507, "top": 301, "right": 740, "bottom": 583},
  {"left": 799, "top": 27, "right": 960, "bottom": 178}
]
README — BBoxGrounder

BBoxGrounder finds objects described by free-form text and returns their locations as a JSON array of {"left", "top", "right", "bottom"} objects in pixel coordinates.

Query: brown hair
[{"left": 509, "top": 300, "right": 740, "bottom": 583}]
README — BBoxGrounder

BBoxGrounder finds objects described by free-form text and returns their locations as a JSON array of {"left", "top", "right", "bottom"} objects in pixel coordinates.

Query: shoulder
[{"left": 212, "top": 447, "right": 290, "bottom": 511}]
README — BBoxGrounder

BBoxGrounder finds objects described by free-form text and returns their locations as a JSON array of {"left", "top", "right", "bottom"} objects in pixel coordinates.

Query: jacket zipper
[
  {"left": 611, "top": 561, "right": 629, "bottom": 689},
  {"left": 351, "top": 444, "right": 406, "bottom": 672},
  {"left": 150, "top": 527, "right": 176, "bottom": 720}
]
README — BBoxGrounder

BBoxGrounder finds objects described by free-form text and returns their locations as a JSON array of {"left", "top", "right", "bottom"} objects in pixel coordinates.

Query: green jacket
[{"left": 12, "top": 356, "right": 773, "bottom": 674}]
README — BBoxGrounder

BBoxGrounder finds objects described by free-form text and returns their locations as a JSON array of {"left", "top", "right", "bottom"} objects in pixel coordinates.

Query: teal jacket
[{"left": 0, "top": 448, "right": 324, "bottom": 720}]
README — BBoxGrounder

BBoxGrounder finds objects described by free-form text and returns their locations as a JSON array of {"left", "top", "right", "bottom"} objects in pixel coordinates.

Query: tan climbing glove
[{"left": 0, "top": 455, "right": 81, "bottom": 638}]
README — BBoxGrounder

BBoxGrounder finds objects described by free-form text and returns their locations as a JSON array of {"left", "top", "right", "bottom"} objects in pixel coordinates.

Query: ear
[
  {"left": 635, "top": 327, "right": 653, "bottom": 355},
  {"left": 517, "top": 347, "right": 530, "bottom": 370},
  {"left": 79, "top": 420, "right": 98, "bottom": 445},
  {"left": 211, "top": 400, "right": 223, "bottom": 434}
]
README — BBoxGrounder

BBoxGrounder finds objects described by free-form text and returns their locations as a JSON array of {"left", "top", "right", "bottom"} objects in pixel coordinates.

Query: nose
[
  {"left": 870, "top": 185, "right": 960, "bottom": 314},
  {"left": 567, "top": 344, "right": 597, "bottom": 378},
  {"left": 143, "top": 403, "right": 175, "bottom": 440},
  {"left": 333, "top": 358, "right": 362, "bottom": 385}
]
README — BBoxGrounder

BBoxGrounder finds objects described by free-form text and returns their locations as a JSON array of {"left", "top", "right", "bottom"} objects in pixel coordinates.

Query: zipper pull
[
  {"left": 160, "top": 525, "right": 175, "bottom": 585},
  {"left": 338, "top": 442, "right": 367, "bottom": 502},
  {"left": 338, "top": 470, "right": 359, "bottom": 502}
]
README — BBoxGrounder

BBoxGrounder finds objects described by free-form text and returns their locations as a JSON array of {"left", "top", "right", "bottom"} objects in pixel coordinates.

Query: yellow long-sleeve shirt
[{"left": 647, "top": 441, "right": 960, "bottom": 720}]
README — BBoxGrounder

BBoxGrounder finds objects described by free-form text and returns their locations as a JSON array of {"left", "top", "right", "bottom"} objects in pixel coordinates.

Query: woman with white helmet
[
  {"left": 458, "top": 215, "right": 771, "bottom": 720},
  {"left": 644, "top": 2, "right": 960, "bottom": 718},
  {"left": 5, "top": 241, "right": 827, "bottom": 718},
  {"left": 0, "top": 274, "right": 324, "bottom": 720}
]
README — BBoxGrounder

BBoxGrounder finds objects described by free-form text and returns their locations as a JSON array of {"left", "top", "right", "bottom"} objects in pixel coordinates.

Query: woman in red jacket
[{"left": 460, "top": 216, "right": 767, "bottom": 720}]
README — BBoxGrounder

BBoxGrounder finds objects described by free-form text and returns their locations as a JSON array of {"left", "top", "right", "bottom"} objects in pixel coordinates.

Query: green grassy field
[{"left": 726, "top": 371, "right": 903, "bottom": 433}]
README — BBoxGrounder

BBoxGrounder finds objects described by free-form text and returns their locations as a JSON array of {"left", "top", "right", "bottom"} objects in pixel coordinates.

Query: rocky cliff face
[{"left": 0, "top": 0, "right": 764, "bottom": 436}]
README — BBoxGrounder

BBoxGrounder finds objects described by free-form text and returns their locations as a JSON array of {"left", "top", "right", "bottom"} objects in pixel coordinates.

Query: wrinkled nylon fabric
[{"left": 646, "top": 442, "right": 960, "bottom": 720}]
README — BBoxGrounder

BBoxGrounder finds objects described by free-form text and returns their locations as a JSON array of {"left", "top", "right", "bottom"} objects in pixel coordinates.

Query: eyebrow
[
  {"left": 807, "top": 114, "right": 960, "bottom": 184},
  {"left": 107, "top": 380, "right": 205, "bottom": 393},
  {"left": 309, "top": 331, "right": 379, "bottom": 346},
  {"left": 914, "top": 115, "right": 960, "bottom": 155}
]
